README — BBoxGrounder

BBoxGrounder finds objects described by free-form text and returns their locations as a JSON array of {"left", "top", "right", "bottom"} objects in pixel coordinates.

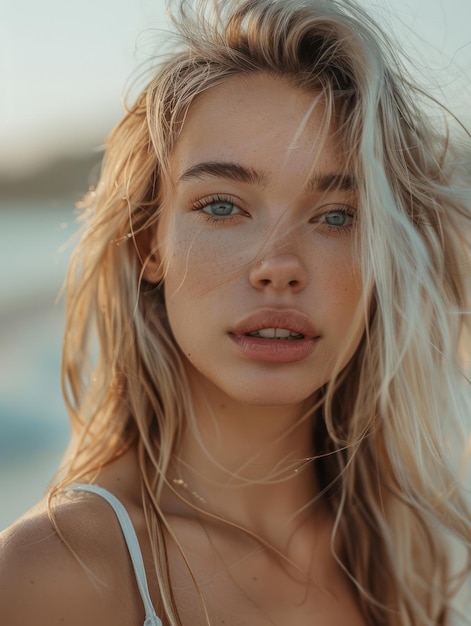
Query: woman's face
[{"left": 154, "top": 73, "right": 364, "bottom": 408}]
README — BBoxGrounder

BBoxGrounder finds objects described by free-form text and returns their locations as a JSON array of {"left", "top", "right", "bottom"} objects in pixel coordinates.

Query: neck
[{"left": 166, "top": 375, "right": 324, "bottom": 546}]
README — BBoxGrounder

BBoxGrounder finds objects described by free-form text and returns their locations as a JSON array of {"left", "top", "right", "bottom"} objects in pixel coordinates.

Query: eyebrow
[
  {"left": 178, "top": 160, "right": 357, "bottom": 193},
  {"left": 178, "top": 161, "right": 268, "bottom": 186},
  {"left": 306, "top": 172, "right": 357, "bottom": 193}
]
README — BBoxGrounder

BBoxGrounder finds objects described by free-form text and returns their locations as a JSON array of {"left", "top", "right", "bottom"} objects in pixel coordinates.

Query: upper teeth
[{"left": 247, "top": 328, "right": 304, "bottom": 339}]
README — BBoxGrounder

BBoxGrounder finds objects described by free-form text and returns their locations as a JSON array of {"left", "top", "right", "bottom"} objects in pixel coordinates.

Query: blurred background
[{"left": 1, "top": 0, "right": 470, "bottom": 530}]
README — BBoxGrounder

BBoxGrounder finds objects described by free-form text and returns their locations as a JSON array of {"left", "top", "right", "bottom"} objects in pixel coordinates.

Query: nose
[{"left": 249, "top": 253, "right": 308, "bottom": 293}]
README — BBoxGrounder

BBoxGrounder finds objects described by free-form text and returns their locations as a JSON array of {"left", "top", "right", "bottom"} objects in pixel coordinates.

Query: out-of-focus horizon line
[
  {"left": 1, "top": 0, "right": 469, "bottom": 179},
  {"left": 1, "top": 101, "right": 469, "bottom": 194},
  {"left": 0, "top": 150, "right": 102, "bottom": 202}
]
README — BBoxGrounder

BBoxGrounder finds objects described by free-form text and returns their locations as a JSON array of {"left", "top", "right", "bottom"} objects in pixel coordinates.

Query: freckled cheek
[
  {"left": 337, "top": 266, "right": 363, "bottom": 313},
  {"left": 316, "top": 279, "right": 362, "bottom": 322},
  {"left": 312, "top": 242, "right": 362, "bottom": 297},
  {"left": 164, "top": 230, "right": 250, "bottom": 298}
]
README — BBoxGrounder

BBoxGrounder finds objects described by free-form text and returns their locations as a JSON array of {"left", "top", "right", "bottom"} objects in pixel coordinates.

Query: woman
[{"left": 1, "top": 0, "right": 470, "bottom": 624}]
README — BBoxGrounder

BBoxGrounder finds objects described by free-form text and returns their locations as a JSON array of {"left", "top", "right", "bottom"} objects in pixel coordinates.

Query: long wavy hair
[{"left": 50, "top": 0, "right": 471, "bottom": 624}]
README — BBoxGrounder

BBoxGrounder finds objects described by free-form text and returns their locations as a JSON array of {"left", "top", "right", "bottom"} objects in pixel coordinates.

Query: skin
[
  {"left": 0, "top": 74, "right": 367, "bottom": 625},
  {"left": 155, "top": 73, "right": 363, "bottom": 410}
]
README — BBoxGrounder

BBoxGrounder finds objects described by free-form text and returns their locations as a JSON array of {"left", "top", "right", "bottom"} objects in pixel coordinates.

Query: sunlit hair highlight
[{"left": 50, "top": 1, "right": 471, "bottom": 624}]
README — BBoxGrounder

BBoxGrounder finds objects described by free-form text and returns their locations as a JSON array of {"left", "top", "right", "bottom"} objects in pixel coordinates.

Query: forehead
[{"left": 168, "top": 73, "right": 348, "bottom": 184}]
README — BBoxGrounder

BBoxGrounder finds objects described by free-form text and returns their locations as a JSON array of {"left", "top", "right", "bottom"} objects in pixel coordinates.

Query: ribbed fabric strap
[{"left": 66, "top": 484, "right": 162, "bottom": 626}]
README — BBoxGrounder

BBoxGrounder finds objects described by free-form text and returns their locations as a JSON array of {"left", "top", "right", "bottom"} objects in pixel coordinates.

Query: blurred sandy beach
[{"left": 0, "top": 203, "right": 74, "bottom": 529}]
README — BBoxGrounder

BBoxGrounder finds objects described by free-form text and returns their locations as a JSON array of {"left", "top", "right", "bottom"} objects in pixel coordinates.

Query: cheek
[
  {"left": 336, "top": 269, "right": 363, "bottom": 329},
  {"left": 332, "top": 266, "right": 365, "bottom": 354},
  {"left": 162, "top": 223, "right": 250, "bottom": 300},
  {"left": 335, "top": 266, "right": 363, "bottom": 308},
  {"left": 313, "top": 238, "right": 362, "bottom": 306}
]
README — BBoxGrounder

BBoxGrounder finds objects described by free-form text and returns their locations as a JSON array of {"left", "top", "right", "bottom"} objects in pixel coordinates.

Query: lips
[
  {"left": 246, "top": 328, "right": 304, "bottom": 340},
  {"left": 231, "top": 309, "right": 319, "bottom": 340},
  {"left": 229, "top": 309, "right": 320, "bottom": 363}
]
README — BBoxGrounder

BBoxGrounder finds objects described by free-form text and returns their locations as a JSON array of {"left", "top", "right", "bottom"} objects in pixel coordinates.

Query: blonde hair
[{"left": 52, "top": 1, "right": 471, "bottom": 624}]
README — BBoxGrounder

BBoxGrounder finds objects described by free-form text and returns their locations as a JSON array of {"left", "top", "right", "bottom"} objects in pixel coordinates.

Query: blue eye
[
  {"left": 318, "top": 207, "right": 355, "bottom": 228},
  {"left": 323, "top": 210, "right": 351, "bottom": 226},
  {"left": 190, "top": 194, "right": 246, "bottom": 224},
  {"left": 203, "top": 200, "right": 238, "bottom": 217}
]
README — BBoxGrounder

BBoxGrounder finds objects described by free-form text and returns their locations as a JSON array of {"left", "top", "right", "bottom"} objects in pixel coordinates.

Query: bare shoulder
[{"left": 0, "top": 491, "right": 144, "bottom": 626}]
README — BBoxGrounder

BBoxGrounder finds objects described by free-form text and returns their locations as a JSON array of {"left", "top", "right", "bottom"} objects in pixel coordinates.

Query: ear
[{"left": 136, "top": 228, "right": 164, "bottom": 284}]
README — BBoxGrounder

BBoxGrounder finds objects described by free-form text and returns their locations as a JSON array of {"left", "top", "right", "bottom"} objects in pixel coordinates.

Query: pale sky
[{"left": 1, "top": 0, "right": 470, "bottom": 176}]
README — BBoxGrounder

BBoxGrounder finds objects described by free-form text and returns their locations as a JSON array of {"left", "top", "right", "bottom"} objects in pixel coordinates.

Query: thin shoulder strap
[{"left": 66, "top": 483, "right": 162, "bottom": 626}]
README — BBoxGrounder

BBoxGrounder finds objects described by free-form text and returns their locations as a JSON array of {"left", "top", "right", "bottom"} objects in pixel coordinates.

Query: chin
[
  {"left": 184, "top": 359, "right": 321, "bottom": 412},
  {"left": 224, "top": 384, "right": 318, "bottom": 410}
]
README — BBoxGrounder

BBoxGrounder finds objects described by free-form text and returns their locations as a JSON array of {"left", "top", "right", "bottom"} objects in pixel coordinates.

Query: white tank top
[{"left": 66, "top": 483, "right": 162, "bottom": 626}]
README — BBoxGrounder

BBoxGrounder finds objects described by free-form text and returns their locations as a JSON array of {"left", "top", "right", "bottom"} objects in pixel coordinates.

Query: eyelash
[
  {"left": 189, "top": 195, "right": 357, "bottom": 232},
  {"left": 189, "top": 194, "right": 245, "bottom": 224},
  {"left": 311, "top": 206, "right": 357, "bottom": 233}
]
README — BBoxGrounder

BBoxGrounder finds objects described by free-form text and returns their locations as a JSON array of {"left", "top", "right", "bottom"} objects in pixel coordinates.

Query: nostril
[{"left": 249, "top": 254, "right": 308, "bottom": 292}]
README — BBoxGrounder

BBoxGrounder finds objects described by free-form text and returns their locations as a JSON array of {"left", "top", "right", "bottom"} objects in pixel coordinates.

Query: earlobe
[
  {"left": 136, "top": 229, "right": 164, "bottom": 284},
  {"left": 142, "top": 250, "right": 164, "bottom": 284}
]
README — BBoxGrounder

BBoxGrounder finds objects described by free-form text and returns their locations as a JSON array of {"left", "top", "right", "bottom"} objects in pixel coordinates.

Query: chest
[{"left": 146, "top": 521, "right": 366, "bottom": 626}]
